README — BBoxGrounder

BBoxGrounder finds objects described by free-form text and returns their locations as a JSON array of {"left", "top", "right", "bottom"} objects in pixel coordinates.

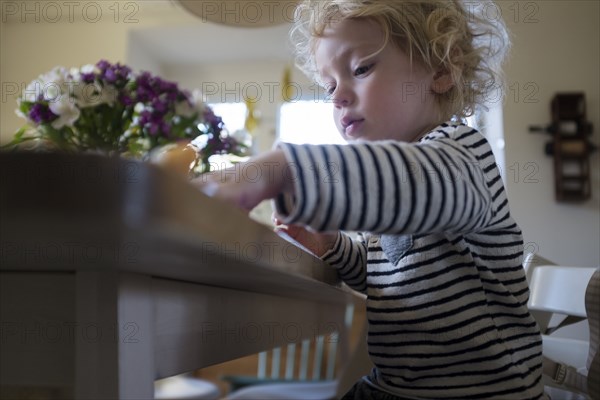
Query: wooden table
[{"left": 0, "top": 153, "right": 350, "bottom": 399}]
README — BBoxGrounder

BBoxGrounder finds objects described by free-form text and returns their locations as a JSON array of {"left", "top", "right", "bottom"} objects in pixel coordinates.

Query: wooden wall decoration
[{"left": 530, "top": 93, "right": 596, "bottom": 202}]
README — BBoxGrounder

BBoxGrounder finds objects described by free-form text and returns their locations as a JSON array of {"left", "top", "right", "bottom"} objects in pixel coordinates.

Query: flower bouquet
[{"left": 4, "top": 60, "right": 249, "bottom": 175}]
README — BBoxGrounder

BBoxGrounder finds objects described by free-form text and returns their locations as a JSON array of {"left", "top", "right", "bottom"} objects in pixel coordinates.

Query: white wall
[
  {"left": 127, "top": 30, "right": 164, "bottom": 76},
  {"left": 499, "top": 1, "right": 599, "bottom": 267}
]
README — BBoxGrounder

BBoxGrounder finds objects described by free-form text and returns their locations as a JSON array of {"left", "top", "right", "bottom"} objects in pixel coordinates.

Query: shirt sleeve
[
  {"left": 273, "top": 127, "right": 495, "bottom": 235},
  {"left": 320, "top": 231, "right": 367, "bottom": 294}
]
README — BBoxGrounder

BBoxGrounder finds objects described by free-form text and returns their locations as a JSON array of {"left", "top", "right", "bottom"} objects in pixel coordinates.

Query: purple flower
[
  {"left": 140, "top": 107, "right": 172, "bottom": 138},
  {"left": 136, "top": 87, "right": 151, "bottom": 103},
  {"left": 152, "top": 98, "right": 168, "bottom": 114},
  {"left": 119, "top": 93, "right": 133, "bottom": 106},
  {"left": 104, "top": 69, "right": 117, "bottom": 83},
  {"left": 28, "top": 103, "right": 57, "bottom": 124},
  {"left": 159, "top": 79, "right": 178, "bottom": 94},
  {"left": 160, "top": 120, "right": 171, "bottom": 136},
  {"left": 146, "top": 119, "right": 170, "bottom": 137},
  {"left": 203, "top": 108, "right": 224, "bottom": 131},
  {"left": 96, "top": 60, "right": 131, "bottom": 87},
  {"left": 222, "top": 137, "right": 236, "bottom": 152},
  {"left": 135, "top": 72, "right": 154, "bottom": 102},
  {"left": 96, "top": 60, "right": 111, "bottom": 72},
  {"left": 139, "top": 110, "right": 153, "bottom": 126},
  {"left": 148, "top": 122, "right": 160, "bottom": 136},
  {"left": 81, "top": 73, "right": 95, "bottom": 84},
  {"left": 133, "top": 71, "right": 182, "bottom": 107}
]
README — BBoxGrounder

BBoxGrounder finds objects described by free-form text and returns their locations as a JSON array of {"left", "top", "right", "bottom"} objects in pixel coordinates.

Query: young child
[{"left": 197, "top": 1, "right": 545, "bottom": 398}]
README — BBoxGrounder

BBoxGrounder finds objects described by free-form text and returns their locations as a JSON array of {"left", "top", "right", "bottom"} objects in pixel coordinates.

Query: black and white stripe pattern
[{"left": 275, "top": 123, "right": 545, "bottom": 399}]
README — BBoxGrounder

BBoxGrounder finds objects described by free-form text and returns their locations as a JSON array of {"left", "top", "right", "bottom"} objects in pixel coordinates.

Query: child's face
[{"left": 315, "top": 18, "right": 441, "bottom": 143}]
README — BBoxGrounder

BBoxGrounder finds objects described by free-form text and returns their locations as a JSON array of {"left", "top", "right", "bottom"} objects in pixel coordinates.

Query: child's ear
[{"left": 431, "top": 70, "right": 454, "bottom": 94}]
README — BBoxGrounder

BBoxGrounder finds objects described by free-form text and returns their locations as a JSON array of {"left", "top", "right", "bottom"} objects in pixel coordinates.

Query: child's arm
[
  {"left": 195, "top": 151, "right": 371, "bottom": 291},
  {"left": 196, "top": 127, "right": 496, "bottom": 234},
  {"left": 273, "top": 216, "right": 337, "bottom": 257},
  {"left": 320, "top": 232, "right": 368, "bottom": 294},
  {"left": 270, "top": 134, "right": 496, "bottom": 235},
  {"left": 273, "top": 218, "right": 368, "bottom": 293},
  {"left": 195, "top": 149, "right": 291, "bottom": 212},
  {"left": 195, "top": 134, "right": 493, "bottom": 236}
]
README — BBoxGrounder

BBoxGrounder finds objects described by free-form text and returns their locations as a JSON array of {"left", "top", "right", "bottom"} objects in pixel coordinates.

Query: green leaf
[{"left": 1, "top": 126, "right": 34, "bottom": 149}]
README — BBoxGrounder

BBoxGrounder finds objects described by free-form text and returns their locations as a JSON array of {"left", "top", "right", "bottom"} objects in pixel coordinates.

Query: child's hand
[
  {"left": 192, "top": 150, "right": 291, "bottom": 211},
  {"left": 273, "top": 215, "right": 338, "bottom": 257}
]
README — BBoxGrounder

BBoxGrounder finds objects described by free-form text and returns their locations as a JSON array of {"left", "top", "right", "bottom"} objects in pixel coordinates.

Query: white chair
[
  {"left": 224, "top": 298, "right": 373, "bottom": 400},
  {"left": 523, "top": 253, "right": 557, "bottom": 333},
  {"left": 526, "top": 263, "right": 599, "bottom": 400},
  {"left": 154, "top": 373, "right": 221, "bottom": 400}
]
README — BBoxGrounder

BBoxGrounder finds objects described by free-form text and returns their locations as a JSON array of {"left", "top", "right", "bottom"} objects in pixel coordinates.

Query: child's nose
[{"left": 331, "top": 84, "right": 354, "bottom": 107}]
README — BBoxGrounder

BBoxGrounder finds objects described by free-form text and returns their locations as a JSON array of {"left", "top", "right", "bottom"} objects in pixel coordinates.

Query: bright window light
[
  {"left": 209, "top": 102, "right": 246, "bottom": 133},
  {"left": 278, "top": 101, "right": 345, "bottom": 145}
]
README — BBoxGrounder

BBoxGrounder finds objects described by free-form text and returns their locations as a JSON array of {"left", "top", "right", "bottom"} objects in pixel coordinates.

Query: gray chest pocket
[{"left": 380, "top": 235, "right": 413, "bottom": 265}]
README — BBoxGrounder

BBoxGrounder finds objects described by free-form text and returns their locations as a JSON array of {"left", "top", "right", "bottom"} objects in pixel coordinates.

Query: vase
[{"left": 148, "top": 141, "right": 198, "bottom": 177}]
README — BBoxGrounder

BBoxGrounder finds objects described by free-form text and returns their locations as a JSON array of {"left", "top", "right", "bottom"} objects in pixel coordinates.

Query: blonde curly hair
[{"left": 291, "top": 0, "right": 510, "bottom": 120}]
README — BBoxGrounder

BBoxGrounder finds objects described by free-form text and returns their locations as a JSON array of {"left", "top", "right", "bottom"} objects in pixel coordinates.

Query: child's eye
[
  {"left": 354, "top": 64, "right": 373, "bottom": 76},
  {"left": 324, "top": 84, "right": 336, "bottom": 97}
]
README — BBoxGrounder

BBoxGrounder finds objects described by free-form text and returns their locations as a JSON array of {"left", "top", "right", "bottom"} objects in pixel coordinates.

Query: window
[
  {"left": 209, "top": 102, "right": 247, "bottom": 134},
  {"left": 278, "top": 100, "right": 345, "bottom": 145},
  {"left": 277, "top": 102, "right": 505, "bottom": 181}
]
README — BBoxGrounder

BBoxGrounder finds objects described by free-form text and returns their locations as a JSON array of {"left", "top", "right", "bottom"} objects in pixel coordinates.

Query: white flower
[
  {"left": 42, "top": 67, "right": 72, "bottom": 102},
  {"left": 191, "top": 134, "right": 209, "bottom": 150},
  {"left": 74, "top": 81, "right": 118, "bottom": 108},
  {"left": 22, "top": 67, "right": 77, "bottom": 106},
  {"left": 24, "top": 67, "right": 82, "bottom": 129},
  {"left": 70, "top": 81, "right": 94, "bottom": 108},
  {"left": 22, "top": 79, "right": 43, "bottom": 102},
  {"left": 137, "top": 138, "right": 151, "bottom": 151},
  {"left": 231, "top": 129, "right": 253, "bottom": 147},
  {"left": 65, "top": 64, "right": 118, "bottom": 108},
  {"left": 80, "top": 64, "right": 98, "bottom": 75},
  {"left": 97, "top": 83, "right": 119, "bottom": 106},
  {"left": 175, "top": 99, "right": 194, "bottom": 118},
  {"left": 49, "top": 95, "right": 80, "bottom": 129}
]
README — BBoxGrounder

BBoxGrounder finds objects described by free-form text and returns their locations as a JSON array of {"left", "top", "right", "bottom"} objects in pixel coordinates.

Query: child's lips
[{"left": 342, "top": 118, "right": 365, "bottom": 138}]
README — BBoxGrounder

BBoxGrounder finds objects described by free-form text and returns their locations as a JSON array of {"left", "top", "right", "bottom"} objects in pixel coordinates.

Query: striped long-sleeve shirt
[{"left": 274, "top": 123, "right": 545, "bottom": 400}]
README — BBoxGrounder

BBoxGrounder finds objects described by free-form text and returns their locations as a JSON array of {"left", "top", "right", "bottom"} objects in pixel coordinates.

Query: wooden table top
[{"left": 0, "top": 152, "right": 344, "bottom": 304}]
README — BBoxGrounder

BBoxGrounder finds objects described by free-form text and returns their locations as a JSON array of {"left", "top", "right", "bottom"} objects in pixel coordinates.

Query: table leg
[{"left": 75, "top": 271, "right": 154, "bottom": 399}]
